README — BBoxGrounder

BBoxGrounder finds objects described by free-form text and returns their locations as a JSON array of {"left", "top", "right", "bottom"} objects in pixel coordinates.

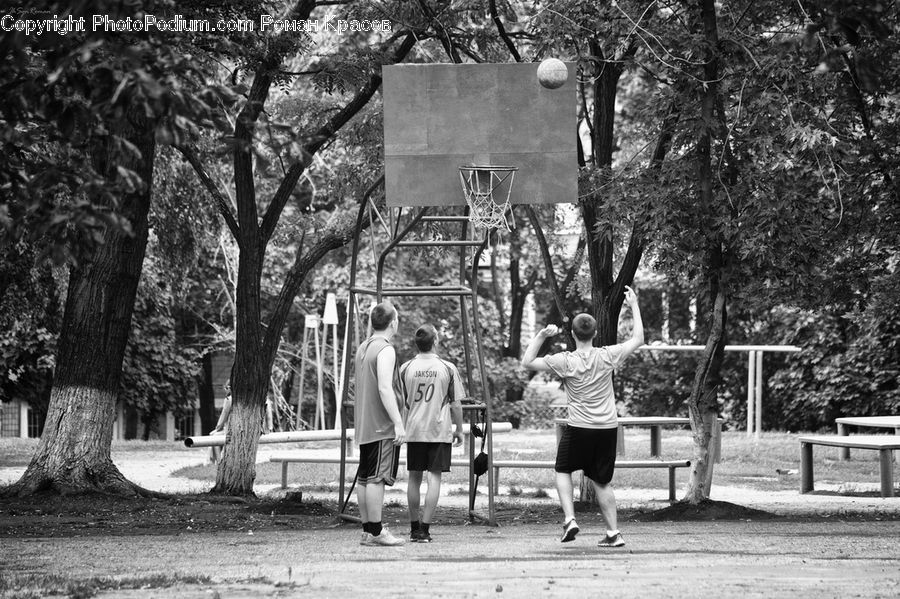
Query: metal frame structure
[{"left": 337, "top": 195, "right": 499, "bottom": 525}]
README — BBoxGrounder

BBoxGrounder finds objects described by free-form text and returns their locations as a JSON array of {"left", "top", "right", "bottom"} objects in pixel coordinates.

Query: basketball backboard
[{"left": 383, "top": 62, "right": 577, "bottom": 207}]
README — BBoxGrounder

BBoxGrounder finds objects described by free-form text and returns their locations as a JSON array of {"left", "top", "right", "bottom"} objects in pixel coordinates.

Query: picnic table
[{"left": 835, "top": 416, "right": 900, "bottom": 460}]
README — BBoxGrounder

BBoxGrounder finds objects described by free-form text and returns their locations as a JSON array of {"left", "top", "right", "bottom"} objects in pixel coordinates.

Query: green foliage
[
  {"left": 0, "top": 243, "right": 60, "bottom": 406},
  {"left": 0, "top": 0, "right": 255, "bottom": 265},
  {"left": 498, "top": 380, "right": 566, "bottom": 429},
  {"left": 119, "top": 248, "right": 201, "bottom": 432},
  {"left": 765, "top": 296, "right": 900, "bottom": 432}
]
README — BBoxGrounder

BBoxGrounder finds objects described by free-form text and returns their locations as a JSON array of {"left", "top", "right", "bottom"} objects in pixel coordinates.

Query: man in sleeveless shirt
[
  {"left": 521, "top": 286, "right": 644, "bottom": 548},
  {"left": 398, "top": 324, "right": 464, "bottom": 542},
  {"left": 354, "top": 302, "right": 406, "bottom": 546}
]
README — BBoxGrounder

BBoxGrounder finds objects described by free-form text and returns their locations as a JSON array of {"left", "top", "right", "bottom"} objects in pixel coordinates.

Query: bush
[{"left": 765, "top": 304, "right": 900, "bottom": 432}]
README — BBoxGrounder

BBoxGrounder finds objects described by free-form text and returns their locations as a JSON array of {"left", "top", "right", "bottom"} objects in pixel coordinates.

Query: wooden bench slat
[
  {"left": 798, "top": 435, "right": 900, "bottom": 450},
  {"left": 834, "top": 416, "right": 900, "bottom": 429},
  {"left": 269, "top": 455, "right": 690, "bottom": 468}
]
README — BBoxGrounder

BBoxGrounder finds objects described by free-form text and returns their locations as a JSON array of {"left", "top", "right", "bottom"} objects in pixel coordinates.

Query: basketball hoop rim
[{"left": 459, "top": 164, "right": 519, "bottom": 173}]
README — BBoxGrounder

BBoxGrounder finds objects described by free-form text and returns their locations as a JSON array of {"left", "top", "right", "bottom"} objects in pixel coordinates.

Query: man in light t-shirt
[
  {"left": 521, "top": 286, "right": 644, "bottom": 548},
  {"left": 399, "top": 324, "right": 464, "bottom": 543}
]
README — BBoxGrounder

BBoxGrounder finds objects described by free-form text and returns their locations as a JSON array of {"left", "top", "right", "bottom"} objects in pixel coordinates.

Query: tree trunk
[
  {"left": 685, "top": 269, "right": 726, "bottom": 502},
  {"left": 683, "top": 0, "right": 726, "bottom": 503},
  {"left": 4, "top": 113, "right": 158, "bottom": 497},
  {"left": 574, "top": 42, "right": 628, "bottom": 503},
  {"left": 212, "top": 394, "right": 264, "bottom": 494},
  {"left": 202, "top": 32, "right": 415, "bottom": 495},
  {"left": 212, "top": 149, "right": 270, "bottom": 492}
]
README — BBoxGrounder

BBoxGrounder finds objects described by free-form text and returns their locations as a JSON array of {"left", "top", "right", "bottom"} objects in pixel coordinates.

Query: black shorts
[
  {"left": 406, "top": 442, "right": 452, "bottom": 473},
  {"left": 357, "top": 439, "right": 401, "bottom": 486},
  {"left": 554, "top": 425, "right": 618, "bottom": 485}
]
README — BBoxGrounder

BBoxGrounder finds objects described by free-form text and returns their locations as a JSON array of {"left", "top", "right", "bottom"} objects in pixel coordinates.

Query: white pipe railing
[{"left": 184, "top": 422, "right": 513, "bottom": 448}]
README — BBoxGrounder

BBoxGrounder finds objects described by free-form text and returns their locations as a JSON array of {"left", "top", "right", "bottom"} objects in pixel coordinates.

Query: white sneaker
[
  {"left": 360, "top": 532, "right": 374, "bottom": 546},
  {"left": 370, "top": 528, "right": 404, "bottom": 546}
]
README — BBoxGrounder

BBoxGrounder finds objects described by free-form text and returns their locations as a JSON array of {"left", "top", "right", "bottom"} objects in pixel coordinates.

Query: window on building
[
  {"left": 1, "top": 401, "right": 20, "bottom": 437},
  {"left": 27, "top": 405, "right": 45, "bottom": 438}
]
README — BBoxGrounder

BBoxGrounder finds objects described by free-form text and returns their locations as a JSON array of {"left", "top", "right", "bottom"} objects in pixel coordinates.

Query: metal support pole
[
  {"left": 746, "top": 350, "right": 756, "bottom": 437},
  {"left": 755, "top": 350, "right": 763, "bottom": 440}
]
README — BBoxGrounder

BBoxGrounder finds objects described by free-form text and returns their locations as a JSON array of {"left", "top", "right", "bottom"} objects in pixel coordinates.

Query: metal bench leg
[
  {"left": 494, "top": 467, "right": 500, "bottom": 495},
  {"left": 668, "top": 467, "right": 676, "bottom": 502},
  {"left": 879, "top": 449, "right": 894, "bottom": 498},
  {"left": 800, "top": 442, "right": 814, "bottom": 493},
  {"left": 837, "top": 423, "right": 850, "bottom": 460},
  {"left": 650, "top": 426, "right": 661, "bottom": 457},
  {"left": 616, "top": 426, "right": 625, "bottom": 456},
  {"left": 281, "top": 462, "right": 289, "bottom": 489}
]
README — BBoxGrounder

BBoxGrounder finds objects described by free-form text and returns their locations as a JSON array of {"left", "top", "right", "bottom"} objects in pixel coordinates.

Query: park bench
[
  {"left": 269, "top": 453, "right": 690, "bottom": 502},
  {"left": 834, "top": 416, "right": 900, "bottom": 460},
  {"left": 799, "top": 434, "right": 900, "bottom": 498}
]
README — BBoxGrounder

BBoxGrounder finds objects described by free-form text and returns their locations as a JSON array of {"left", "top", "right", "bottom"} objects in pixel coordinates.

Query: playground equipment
[
  {"left": 291, "top": 296, "right": 349, "bottom": 432},
  {"left": 296, "top": 314, "right": 326, "bottom": 430},
  {"left": 337, "top": 62, "right": 578, "bottom": 525}
]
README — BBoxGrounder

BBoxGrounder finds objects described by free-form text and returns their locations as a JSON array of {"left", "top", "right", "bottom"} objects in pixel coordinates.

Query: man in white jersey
[
  {"left": 399, "top": 324, "right": 464, "bottom": 543},
  {"left": 521, "top": 286, "right": 644, "bottom": 548}
]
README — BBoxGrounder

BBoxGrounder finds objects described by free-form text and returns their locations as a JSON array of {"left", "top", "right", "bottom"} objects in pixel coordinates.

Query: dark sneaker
[
  {"left": 411, "top": 529, "right": 433, "bottom": 543},
  {"left": 598, "top": 532, "right": 625, "bottom": 547},
  {"left": 560, "top": 519, "right": 580, "bottom": 543}
]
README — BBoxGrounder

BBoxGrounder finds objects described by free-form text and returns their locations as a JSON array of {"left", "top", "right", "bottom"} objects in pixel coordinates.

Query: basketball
[{"left": 537, "top": 58, "right": 568, "bottom": 89}]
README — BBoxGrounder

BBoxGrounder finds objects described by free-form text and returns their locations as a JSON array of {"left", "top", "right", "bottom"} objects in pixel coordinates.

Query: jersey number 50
[{"left": 413, "top": 382, "right": 436, "bottom": 403}]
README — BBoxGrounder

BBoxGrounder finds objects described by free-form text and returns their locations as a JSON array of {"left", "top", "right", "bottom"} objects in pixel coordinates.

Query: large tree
[
  {"left": 176, "top": 1, "right": 434, "bottom": 494},
  {"left": 632, "top": 0, "right": 900, "bottom": 500},
  {"left": 1, "top": 0, "right": 249, "bottom": 495}
]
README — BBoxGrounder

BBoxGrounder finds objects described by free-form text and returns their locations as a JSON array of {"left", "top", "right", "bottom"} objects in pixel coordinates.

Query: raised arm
[
  {"left": 619, "top": 285, "right": 645, "bottom": 356},
  {"left": 376, "top": 346, "right": 406, "bottom": 444},
  {"left": 521, "top": 325, "right": 560, "bottom": 372}
]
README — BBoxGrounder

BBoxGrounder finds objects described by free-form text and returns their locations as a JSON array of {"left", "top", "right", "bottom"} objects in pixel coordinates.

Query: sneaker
[
  {"left": 411, "top": 529, "right": 433, "bottom": 543},
  {"left": 560, "top": 519, "right": 580, "bottom": 543},
  {"left": 360, "top": 532, "right": 374, "bottom": 546},
  {"left": 371, "top": 528, "right": 405, "bottom": 546},
  {"left": 598, "top": 532, "right": 625, "bottom": 547}
]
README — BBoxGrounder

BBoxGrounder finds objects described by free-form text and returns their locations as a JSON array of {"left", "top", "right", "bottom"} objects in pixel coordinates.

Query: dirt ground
[
  {"left": 2, "top": 445, "right": 900, "bottom": 598},
  {"left": 2, "top": 491, "right": 899, "bottom": 598}
]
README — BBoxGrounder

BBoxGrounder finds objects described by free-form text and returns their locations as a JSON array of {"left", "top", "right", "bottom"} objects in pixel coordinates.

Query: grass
[
  {"left": 0, "top": 573, "right": 213, "bottom": 599},
  {"left": 2, "top": 430, "right": 894, "bottom": 494}
]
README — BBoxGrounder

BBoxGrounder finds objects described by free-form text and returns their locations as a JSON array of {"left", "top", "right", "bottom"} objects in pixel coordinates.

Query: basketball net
[{"left": 459, "top": 165, "right": 518, "bottom": 231}]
